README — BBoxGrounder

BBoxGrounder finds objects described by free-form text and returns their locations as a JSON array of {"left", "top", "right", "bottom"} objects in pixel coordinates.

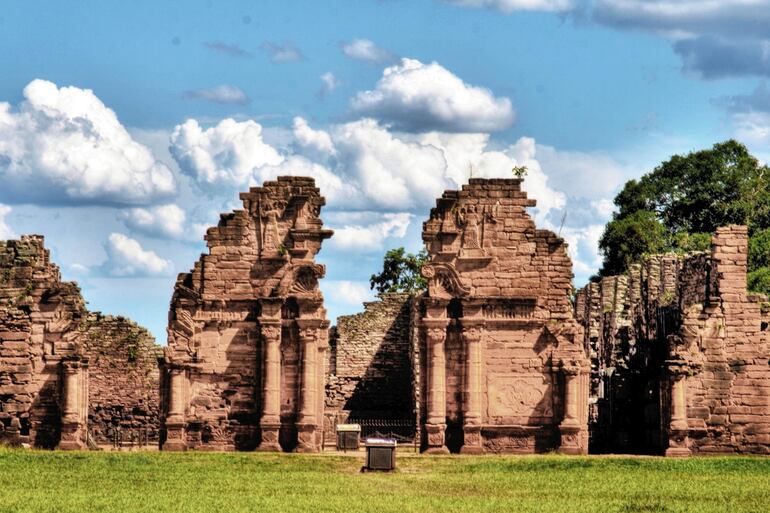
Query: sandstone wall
[
  {"left": 81, "top": 313, "right": 161, "bottom": 444},
  {"left": 419, "top": 178, "right": 589, "bottom": 454},
  {"left": 325, "top": 293, "right": 417, "bottom": 426},
  {"left": 162, "top": 177, "right": 332, "bottom": 452},
  {"left": 0, "top": 236, "right": 161, "bottom": 449},
  {"left": 579, "top": 225, "right": 770, "bottom": 455}
]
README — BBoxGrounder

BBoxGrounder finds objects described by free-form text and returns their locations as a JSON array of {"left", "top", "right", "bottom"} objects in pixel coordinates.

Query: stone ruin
[
  {"left": 0, "top": 236, "right": 160, "bottom": 449},
  {"left": 577, "top": 225, "right": 770, "bottom": 455},
  {"left": 161, "top": 176, "right": 332, "bottom": 452},
  {"left": 417, "top": 178, "right": 589, "bottom": 454},
  {"left": 3, "top": 176, "right": 770, "bottom": 457}
]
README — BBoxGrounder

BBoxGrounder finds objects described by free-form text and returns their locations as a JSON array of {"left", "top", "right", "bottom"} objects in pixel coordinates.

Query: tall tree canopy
[
  {"left": 598, "top": 140, "right": 770, "bottom": 296},
  {"left": 369, "top": 247, "right": 428, "bottom": 294}
]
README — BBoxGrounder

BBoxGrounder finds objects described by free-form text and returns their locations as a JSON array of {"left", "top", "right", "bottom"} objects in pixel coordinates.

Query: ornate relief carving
[
  {"left": 483, "top": 300, "right": 536, "bottom": 319},
  {"left": 426, "top": 327, "right": 447, "bottom": 343},
  {"left": 427, "top": 429, "right": 445, "bottom": 446},
  {"left": 458, "top": 204, "right": 482, "bottom": 251},
  {"left": 484, "top": 434, "right": 531, "bottom": 453},
  {"left": 290, "top": 267, "right": 319, "bottom": 294},
  {"left": 260, "top": 325, "right": 281, "bottom": 341},
  {"left": 488, "top": 376, "right": 553, "bottom": 417},
  {"left": 421, "top": 263, "right": 470, "bottom": 298}
]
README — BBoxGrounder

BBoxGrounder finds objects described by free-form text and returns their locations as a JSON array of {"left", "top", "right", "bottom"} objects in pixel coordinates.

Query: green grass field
[{"left": 1, "top": 449, "right": 769, "bottom": 513}]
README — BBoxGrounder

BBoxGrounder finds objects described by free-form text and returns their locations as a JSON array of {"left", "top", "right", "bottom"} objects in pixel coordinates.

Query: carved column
[
  {"left": 59, "top": 357, "right": 88, "bottom": 450},
  {"left": 424, "top": 319, "right": 450, "bottom": 454},
  {"left": 460, "top": 319, "right": 484, "bottom": 454},
  {"left": 258, "top": 320, "right": 282, "bottom": 451},
  {"left": 558, "top": 360, "right": 583, "bottom": 455},
  {"left": 163, "top": 365, "right": 188, "bottom": 451},
  {"left": 296, "top": 319, "right": 321, "bottom": 452},
  {"left": 665, "top": 360, "right": 691, "bottom": 457}
]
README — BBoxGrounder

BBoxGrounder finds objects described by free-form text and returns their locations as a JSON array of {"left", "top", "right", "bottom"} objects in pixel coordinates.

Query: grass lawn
[{"left": 1, "top": 449, "right": 769, "bottom": 513}]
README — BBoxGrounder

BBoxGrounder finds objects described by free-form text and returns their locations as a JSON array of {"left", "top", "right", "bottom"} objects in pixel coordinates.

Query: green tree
[
  {"left": 599, "top": 140, "right": 770, "bottom": 281},
  {"left": 598, "top": 210, "right": 667, "bottom": 276},
  {"left": 369, "top": 247, "right": 429, "bottom": 294}
]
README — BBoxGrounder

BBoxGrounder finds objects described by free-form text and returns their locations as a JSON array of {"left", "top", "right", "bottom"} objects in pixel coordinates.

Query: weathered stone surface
[
  {"left": 0, "top": 236, "right": 160, "bottom": 449},
  {"left": 418, "top": 178, "right": 590, "bottom": 454},
  {"left": 161, "top": 177, "right": 332, "bottom": 452},
  {"left": 579, "top": 225, "right": 770, "bottom": 455}
]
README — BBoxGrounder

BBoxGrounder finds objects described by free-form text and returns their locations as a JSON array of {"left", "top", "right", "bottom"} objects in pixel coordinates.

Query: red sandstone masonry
[
  {"left": 419, "top": 178, "right": 589, "bottom": 454},
  {"left": 579, "top": 225, "right": 770, "bottom": 455},
  {"left": 162, "top": 177, "right": 332, "bottom": 452}
]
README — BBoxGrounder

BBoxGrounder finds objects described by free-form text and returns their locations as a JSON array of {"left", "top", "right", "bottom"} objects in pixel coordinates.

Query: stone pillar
[
  {"left": 558, "top": 360, "right": 583, "bottom": 455},
  {"left": 59, "top": 357, "right": 88, "bottom": 450},
  {"left": 296, "top": 319, "right": 321, "bottom": 452},
  {"left": 424, "top": 319, "right": 449, "bottom": 454},
  {"left": 460, "top": 319, "right": 484, "bottom": 454},
  {"left": 258, "top": 320, "right": 282, "bottom": 451},
  {"left": 665, "top": 360, "right": 691, "bottom": 457},
  {"left": 162, "top": 365, "right": 187, "bottom": 451}
]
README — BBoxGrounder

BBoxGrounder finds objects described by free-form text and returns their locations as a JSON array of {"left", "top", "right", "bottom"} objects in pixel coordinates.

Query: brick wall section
[
  {"left": 325, "top": 293, "right": 415, "bottom": 421},
  {"left": 163, "top": 177, "right": 332, "bottom": 451},
  {"left": 419, "top": 178, "right": 589, "bottom": 454},
  {"left": 81, "top": 313, "right": 161, "bottom": 444},
  {"left": 1, "top": 236, "right": 160, "bottom": 448},
  {"left": 579, "top": 225, "right": 770, "bottom": 454}
]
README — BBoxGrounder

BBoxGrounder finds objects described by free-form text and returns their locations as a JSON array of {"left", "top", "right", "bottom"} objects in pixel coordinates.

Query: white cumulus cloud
[
  {"left": 351, "top": 58, "right": 515, "bottom": 133},
  {"left": 0, "top": 79, "right": 176, "bottom": 206},
  {"left": 119, "top": 204, "right": 188, "bottom": 240},
  {"left": 184, "top": 85, "right": 250, "bottom": 105},
  {"left": 329, "top": 212, "right": 412, "bottom": 251},
  {"left": 0, "top": 204, "right": 15, "bottom": 240},
  {"left": 102, "top": 233, "right": 173, "bottom": 277},
  {"left": 319, "top": 72, "right": 341, "bottom": 96},
  {"left": 446, "top": 0, "right": 574, "bottom": 13},
  {"left": 170, "top": 118, "right": 283, "bottom": 191},
  {"left": 322, "top": 280, "right": 376, "bottom": 306},
  {"left": 341, "top": 39, "right": 395, "bottom": 63}
]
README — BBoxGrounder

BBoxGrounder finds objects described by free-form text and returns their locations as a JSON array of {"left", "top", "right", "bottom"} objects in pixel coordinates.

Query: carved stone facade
[
  {"left": 0, "top": 236, "right": 160, "bottom": 449},
  {"left": 418, "top": 178, "right": 590, "bottom": 454},
  {"left": 161, "top": 177, "right": 332, "bottom": 452},
  {"left": 577, "top": 225, "right": 770, "bottom": 455}
]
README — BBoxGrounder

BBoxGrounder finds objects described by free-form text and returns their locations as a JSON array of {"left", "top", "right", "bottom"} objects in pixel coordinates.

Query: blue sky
[{"left": 1, "top": 0, "right": 770, "bottom": 341}]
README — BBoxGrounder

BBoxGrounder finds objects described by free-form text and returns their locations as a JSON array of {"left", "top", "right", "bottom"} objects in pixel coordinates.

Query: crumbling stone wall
[
  {"left": 0, "top": 236, "right": 88, "bottom": 448},
  {"left": 162, "top": 177, "right": 332, "bottom": 452},
  {"left": 81, "top": 313, "right": 161, "bottom": 444},
  {"left": 325, "top": 293, "right": 417, "bottom": 428},
  {"left": 578, "top": 225, "right": 770, "bottom": 455},
  {"left": 418, "top": 178, "right": 589, "bottom": 454},
  {"left": 0, "top": 235, "right": 161, "bottom": 449}
]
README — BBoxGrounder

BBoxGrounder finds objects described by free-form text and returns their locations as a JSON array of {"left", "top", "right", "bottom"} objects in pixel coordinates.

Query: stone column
[
  {"left": 258, "top": 320, "right": 282, "bottom": 451},
  {"left": 59, "top": 357, "right": 88, "bottom": 450},
  {"left": 558, "top": 360, "right": 582, "bottom": 455},
  {"left": 665, "top": 360, "right": 691, "bottom": 457},
  {"left": 162, "top": 365, "right": 187, "bottom": 451},
  {"left": 424, "top": 319, "right": 449, "bottom": 454},
  {"left": 460, "top": 319, "right": 484, "bottom": 454},
  {"left": 296, "top": 319, "right": 321, "bottom": 452}
]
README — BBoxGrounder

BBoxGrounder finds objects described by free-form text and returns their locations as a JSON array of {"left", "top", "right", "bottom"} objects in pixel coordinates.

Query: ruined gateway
[{"left": 2, "top": 176, "right": 769, "bottom": 454}]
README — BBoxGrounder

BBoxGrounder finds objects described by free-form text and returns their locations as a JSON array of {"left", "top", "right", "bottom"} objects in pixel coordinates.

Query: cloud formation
[
  {"left": 204, "top": 41, "right": 251, "bottom": 58},
  {"left": 322, "top": 280, "right": 376, "bottom": 306},
  {"left": 102, "top": 233, "right": 173, "bottom": 277},
  {"left": 170, "top": 118, "right": 283, "bottom": 191},
  {"left": 260, "top": 41, "right": 303, "bottom": 63},
  {"left": 591, "top": 0, "right": 770, "bottom": 78},
  {"left": 184, "top": 85, "right": 250, "bottom": 105},
  {"left": 0, "top": 204, "right": 15, "bottom": 240},
  {"left": 351, "top": 58, "right": 515, "bottom": 132},
  {"left": 319, "top": 72, "right": 341, "bottom": 96},
  {"left": 0, "top": 79, "right": 176, "bottom": 206},
  {"left": 445, "top": 0, "right": 574, "bottom": 13},
  {"left": 328, "top": 212, "right": 412, "bottom": 251},
  {"left": 119, "top": 204, "right": 188, "bottom": 240},
  {"left": 341, "top": 39, "right": 395, "bottom": 63}
]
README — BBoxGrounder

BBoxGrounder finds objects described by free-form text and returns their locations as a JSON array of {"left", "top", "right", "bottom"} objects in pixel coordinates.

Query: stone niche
[
  {"left": 0, "top": 235, "right": 161, "bottom": 449},
  {"left": 578, "top": 225, "right": 770, "bottom": 455},
  {"left": 418, "top": 178, "right": 590, "bottom": 454},
  {"left": 161, "top": 177, "right": 333, "bottom": 452}
]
